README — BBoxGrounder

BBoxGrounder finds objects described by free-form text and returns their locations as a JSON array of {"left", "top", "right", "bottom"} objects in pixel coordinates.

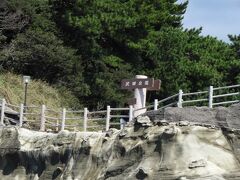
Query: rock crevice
[{"left": 0, "top": 104, "right": 240, "bottom": 179}]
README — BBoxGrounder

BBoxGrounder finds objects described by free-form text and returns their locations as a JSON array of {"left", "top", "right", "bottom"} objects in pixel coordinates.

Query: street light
[{"left": 23, "top": 76, "right": 30, "bottom": 112}]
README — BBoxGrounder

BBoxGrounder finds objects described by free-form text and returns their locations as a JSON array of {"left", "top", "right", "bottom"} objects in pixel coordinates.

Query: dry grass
[
  {"left": 0, "top": 72, "right": 77, "bottom": 109},
  {"left": 0, "top": 72, "right": 106, "bottom": 132}
]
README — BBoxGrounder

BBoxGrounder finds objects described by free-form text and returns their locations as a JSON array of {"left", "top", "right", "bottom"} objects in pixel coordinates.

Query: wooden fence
[{"left": 0, "top": 84, "right": 239, "bottom": 132}]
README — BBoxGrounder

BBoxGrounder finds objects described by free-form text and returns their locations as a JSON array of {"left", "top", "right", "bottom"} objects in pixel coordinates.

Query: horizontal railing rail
[
  {"left": 158, "top": 102, "right": 177, "bottom": 110},
  {"left": 182, "top": 91, "right": 208, "bottom": 96},
  {"left": 0, "top": 84, "right": 239, "bottom": 132},
  {"left": 159, "top": 93, "right": 179, "bottom": 102},
  {"left": 213, "top": 84, "right": 240, "bottom": 90},
  {"left": 213, "top": 92, "right": 239, "bottom": 98},
  {"left": 182, "top": 98, "right": 208, "bottom": 104},
  {"left": 212, "top": 100, "right": 240, "bottom": 106}
]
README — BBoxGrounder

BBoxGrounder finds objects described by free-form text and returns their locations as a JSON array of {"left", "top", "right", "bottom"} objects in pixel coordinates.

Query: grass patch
[
  {"left": 0, "top": 72, "right": 109, "bottom": 132},
  {"left": 0, "top": 72, "right": 79, "bottom": 108}
]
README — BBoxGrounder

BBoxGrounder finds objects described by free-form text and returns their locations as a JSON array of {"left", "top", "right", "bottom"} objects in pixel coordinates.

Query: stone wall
[{"left": 145, "top": 103, "right": 240, "bottom": 129}]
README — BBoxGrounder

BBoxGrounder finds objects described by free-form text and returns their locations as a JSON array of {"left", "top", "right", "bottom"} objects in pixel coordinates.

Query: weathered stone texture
[
  {"left": 146, "top": 103, "right": 240, "bottom": 129},
  {"left": 0, "top": 104, "right": 240, "bottom": 179}
]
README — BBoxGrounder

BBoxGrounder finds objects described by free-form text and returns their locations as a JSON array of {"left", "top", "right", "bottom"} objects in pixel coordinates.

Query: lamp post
[{"left": 23, "top": 76, "right": 30, "bottom": 112}]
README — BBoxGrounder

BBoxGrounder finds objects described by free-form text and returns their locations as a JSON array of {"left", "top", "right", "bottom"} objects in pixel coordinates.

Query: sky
[{"left": 179, "top": 0, "right": 240, "bottom": 42}]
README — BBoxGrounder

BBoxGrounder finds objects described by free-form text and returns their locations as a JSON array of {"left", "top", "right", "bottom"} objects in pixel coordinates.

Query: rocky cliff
[{"left": 0, "top": 105, "right": 240, "bottom": 180}]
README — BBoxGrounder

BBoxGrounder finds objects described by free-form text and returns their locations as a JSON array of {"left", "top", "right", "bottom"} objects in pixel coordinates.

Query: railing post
[
  {"left": 129, "top": 105, "right": 133, "bottom": 122},
  {"left": 209, "top": 86, "right": 213, "bottom": 108},
  {"left": 56, "top": 115, "right": 59, "bottom": 132},
  {"left": 83, "top": 108, "right": 88, "bottom": 132},
  {"left": 61, "top": 108, "right": 66, "bottom": 131},
  {"left": 19, "top": 103, "right": 24, "bottom": 127},
  {"left": 120, "top": 118, "right": 126, "bottom": 130},
  {"left": 177, "top": 90, "right": 183, "bottom": 108},
  {"left": 0, "top": 99, "right": 6, "bottom": 126},
  {"left": 40, "top": 105, "right": 46, "bottom": 131},
  {"left": 154, "top": 99, "right": 158, "bottom": 110},
  {"left": 106, "top": 105, "right": 110, "bottom": 131}
]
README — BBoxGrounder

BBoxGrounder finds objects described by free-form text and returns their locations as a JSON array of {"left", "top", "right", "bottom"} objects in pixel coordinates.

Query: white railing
[
  {"left": 134, "top": 84, "right": 239, "bottom": 111},
  {"left": 0, "top": 84, "right": 239, "bottom": 132},
  {"left": 0, "top": 100, "right": 134, "bottom": 132}
]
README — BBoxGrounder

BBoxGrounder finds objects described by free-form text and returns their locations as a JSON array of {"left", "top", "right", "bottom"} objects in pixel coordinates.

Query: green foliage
[
  {"left": 0, "top": 0, "right": 239, "bottom": 109},
  {"left": 2, "top": 29, "right": 76, "bottom": 82},
  {"left": 228, "top": 35, "right": 240, "bottom": 83},
  {"left": 50, "top": 0, "right": 188, "bottom": 106},
  {"left": 131, "top": 27, "right": 239, "bottom": 97},
  {"left": 0, "top": 0, "right": 87, "bottom": 107},
  {"left": 51, "top": 0, "right": 239, "bottom": 101}
]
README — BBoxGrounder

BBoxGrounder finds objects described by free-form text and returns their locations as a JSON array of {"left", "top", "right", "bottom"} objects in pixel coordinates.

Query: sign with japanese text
[{"left": 121, "top": 78, "right": 154, "bottom": 89}]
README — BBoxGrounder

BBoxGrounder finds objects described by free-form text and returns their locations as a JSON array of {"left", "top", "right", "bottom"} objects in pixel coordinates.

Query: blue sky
[{"left": 179, "top": 0, "right": 240, "bottom": 42}]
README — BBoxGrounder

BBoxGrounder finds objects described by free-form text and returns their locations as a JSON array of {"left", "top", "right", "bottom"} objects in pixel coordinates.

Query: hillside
[{"left": 0, "top": 72, "right": 79, "bottom": 109}]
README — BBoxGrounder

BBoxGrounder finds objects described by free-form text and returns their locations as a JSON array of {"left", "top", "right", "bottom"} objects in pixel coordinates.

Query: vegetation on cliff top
[
  {"left": 0, "top": 0, "right": 239, "bottom": 109},
  {"left": 0, "top": 72, "right": 79, "bottom": 109}
]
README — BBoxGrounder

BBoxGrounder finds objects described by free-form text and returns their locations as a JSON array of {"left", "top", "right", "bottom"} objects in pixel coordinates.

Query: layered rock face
[{"left": 0, "top": 105, "right": 240, "bottom": 180}]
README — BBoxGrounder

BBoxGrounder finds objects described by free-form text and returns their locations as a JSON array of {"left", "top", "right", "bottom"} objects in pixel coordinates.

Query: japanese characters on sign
[{"left": 121, "top": 78, "right": 154, "bottom": 89}]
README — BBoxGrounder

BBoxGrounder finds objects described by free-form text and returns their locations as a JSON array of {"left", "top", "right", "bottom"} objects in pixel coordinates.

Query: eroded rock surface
[
  {"left": 0, "top": 105, "right": 240, "bottom": 180},
  {"left": 146, "top": 103, "right": 240, "bottom": 129}
]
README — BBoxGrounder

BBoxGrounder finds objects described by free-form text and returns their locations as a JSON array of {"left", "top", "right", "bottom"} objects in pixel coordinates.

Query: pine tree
[{"left": 50, "top": 0, "right": 188, "bottom": 107}]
